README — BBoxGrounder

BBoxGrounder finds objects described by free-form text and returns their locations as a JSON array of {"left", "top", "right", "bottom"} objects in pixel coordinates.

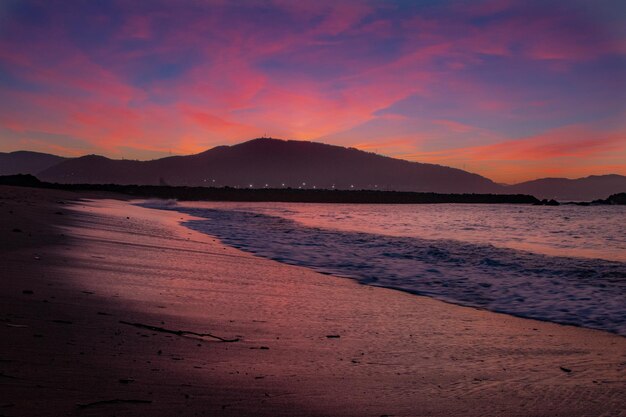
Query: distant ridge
[
  {"left": 0, "top": 151, "right": 66, "bottom": 176},
  {"left": 37, "top": 138, "right": 501, "bottom": 194},
  {"left": 4, "top": 138, "right": 625, "bottom": 200},
  {"left": 508, "top": 174, "right": 626, "bottom": 201}
]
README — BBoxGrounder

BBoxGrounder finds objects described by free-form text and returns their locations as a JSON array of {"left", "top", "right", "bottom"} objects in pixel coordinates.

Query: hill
[
  {"left": 508, "top": 175, "right": 626, "bottom": 201},
  {"left": 38, "top": 138, "right": 502, "bottom": 194},
  {"left": 0, "top": 151, "right": 67, "bottom": 176},
  {"left": 6, "top": 139, "right": 625, "bottom": 200}
]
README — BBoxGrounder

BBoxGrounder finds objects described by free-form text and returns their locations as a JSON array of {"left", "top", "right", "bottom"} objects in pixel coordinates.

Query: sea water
[{"left": 143, "top": 201, "right": 626, "bottom": 335}]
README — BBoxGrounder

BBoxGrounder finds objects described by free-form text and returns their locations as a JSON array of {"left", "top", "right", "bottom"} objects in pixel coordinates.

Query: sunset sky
[{"left": 0, "top": 0, "right": 624, "bottom": 183}]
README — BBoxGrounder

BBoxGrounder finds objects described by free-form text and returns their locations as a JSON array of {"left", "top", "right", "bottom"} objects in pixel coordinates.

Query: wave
[{"left": 142, "top": 203, "right": 626, "bottom": 335}]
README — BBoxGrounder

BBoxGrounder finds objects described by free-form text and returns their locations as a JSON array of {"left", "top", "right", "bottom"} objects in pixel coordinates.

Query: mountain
[
  {"left": 0, "top": 151, "right": 67, "bottom": 176},
  {"left": 508, "top": 175, "right": 626, "bottom": 201},
  {"left": 7, "top": 139, "right": 625, "bottom": 200},
  {"left": 38, "top": 138, "right": 501, "bottom": 194}
]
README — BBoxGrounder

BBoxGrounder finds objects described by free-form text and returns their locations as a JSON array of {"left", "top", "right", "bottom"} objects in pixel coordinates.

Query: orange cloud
[
  {"left": 1, "top": 0, "right": 624, "bottom": 181},
  {"left": 400, "top": 124, "right": 626, "bottom": 182}
]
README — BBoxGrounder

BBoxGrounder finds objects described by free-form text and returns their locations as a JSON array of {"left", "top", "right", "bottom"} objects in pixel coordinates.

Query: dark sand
[{"left": 1, "top": 185, "right": 624, "bottom": 416}]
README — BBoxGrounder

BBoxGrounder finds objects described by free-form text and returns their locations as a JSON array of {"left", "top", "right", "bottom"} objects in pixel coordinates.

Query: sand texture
[{"left": 1, "top": 185, "right": 625, "bottom": 417}]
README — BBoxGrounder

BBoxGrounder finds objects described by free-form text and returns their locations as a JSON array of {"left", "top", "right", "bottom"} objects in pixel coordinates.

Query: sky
[{"left": 0, "top": 0, "right": 624, "bottom": 183}]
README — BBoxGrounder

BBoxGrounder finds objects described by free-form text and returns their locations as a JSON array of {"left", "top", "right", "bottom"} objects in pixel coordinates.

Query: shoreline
[
  {"left": 155, "top": 200, "right": 626, "bottom": 336},
  {"left": 1, "top": 186, "right": 625, "bottom": 416}
]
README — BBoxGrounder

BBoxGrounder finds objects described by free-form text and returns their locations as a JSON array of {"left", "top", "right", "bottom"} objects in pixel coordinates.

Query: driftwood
[
  {"left": 77, "top": 399, "right": 152, "bottom": 408},
  {"left": 119, "top": 320, "right": 239, "bottom": 342}
]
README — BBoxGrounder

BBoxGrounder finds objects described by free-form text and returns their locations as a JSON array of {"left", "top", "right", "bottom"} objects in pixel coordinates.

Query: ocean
[{"left": 144, "top": 201, "right": 626, "bottom": 335}]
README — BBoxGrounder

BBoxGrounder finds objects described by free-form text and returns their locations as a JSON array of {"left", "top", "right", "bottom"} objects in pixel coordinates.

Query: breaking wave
[{"left": 142, "top": 203, "right": 626, "bottom": 335}]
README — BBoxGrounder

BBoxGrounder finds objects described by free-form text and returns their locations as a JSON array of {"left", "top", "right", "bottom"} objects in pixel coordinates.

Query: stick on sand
[{"left": 119, "top": 320, "right": 240, "bottom": 342}]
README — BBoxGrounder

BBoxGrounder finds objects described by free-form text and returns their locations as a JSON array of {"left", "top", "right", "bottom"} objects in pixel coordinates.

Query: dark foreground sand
[{"left": 1, "top": 185, "right": 624, "bottom": 417}]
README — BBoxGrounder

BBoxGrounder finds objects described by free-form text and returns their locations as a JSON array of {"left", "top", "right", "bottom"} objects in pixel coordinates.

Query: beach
[{"left": 1, "top": 185, "right": 625, "bottom": 417}]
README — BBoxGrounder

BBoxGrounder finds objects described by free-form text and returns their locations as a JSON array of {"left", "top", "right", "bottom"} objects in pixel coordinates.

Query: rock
[{"left": 533, "top": 199, "right": 560, "bottom": 206}]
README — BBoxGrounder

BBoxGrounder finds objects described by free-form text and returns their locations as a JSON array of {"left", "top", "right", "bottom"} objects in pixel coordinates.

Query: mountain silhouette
[
  {"left": 37, "top": 138, "right": 501, "bottom": 193},
  {"left": 4, "top": 138, "right": 625, "bottom": 200},
  {"left": 508, "top": 175, "right": 626, "bottom": 201},
  {"left": 0, "top": 151, "right": 66, "bottom": 176}
]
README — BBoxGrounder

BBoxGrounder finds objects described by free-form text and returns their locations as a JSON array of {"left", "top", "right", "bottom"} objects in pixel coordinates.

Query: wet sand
[{"left": 1, "top": 185, "right": 624, "bottom": 417}]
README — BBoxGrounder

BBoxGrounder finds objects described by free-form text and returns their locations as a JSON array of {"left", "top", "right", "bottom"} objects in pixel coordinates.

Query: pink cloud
[
  {"left": 397, "top": 124, "right": 626, "bottom": 182},
  {"left": 478, "top": 126, "right": 625, "bottom": 161},
  {"left": 1, "top": 0, "right": 624, "bottom": 182},
  {"left": 0, "top": 39, "right": 142, "bottom": 102},
  {"left": 405, "top": 125, "right": 625, "bottom": 162},
  {"left": 181, "top": 105, "right": 258, "bottom": 138}
]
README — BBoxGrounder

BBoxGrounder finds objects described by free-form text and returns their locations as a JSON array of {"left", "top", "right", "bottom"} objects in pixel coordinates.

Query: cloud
[
  {"left": 454, "top": 125, "right": 623, "bottom": 161},
  {"left": 0, "top": 0, "right": 624, "bottom": 181},
  {"left": 398, "top": 123, "right": 626, "bottom": 182}
]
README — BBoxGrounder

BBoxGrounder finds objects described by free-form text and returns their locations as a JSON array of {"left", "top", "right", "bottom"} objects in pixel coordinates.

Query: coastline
[{"left": 1, "top": 185, "right": 625, "bottom": 416}]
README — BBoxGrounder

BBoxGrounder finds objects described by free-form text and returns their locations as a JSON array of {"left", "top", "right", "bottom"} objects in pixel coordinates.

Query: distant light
[
  {"left": 313, "top": 186, "right": 316, "bottom": 189},
  {"left": 281, "top": 183, "right": 285, "bottom": 187},
  {"left": 350, "top": 185, "right": 354, "bottom": 188},
  {"left": 265, "top": 184, "right": 268, "bottom": 187},
  {"left": 302, "top": 182, "right": 306, "bottom": 186},
  {"left": 249, "top": 184, "right": 253, "bottom": 188}
]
